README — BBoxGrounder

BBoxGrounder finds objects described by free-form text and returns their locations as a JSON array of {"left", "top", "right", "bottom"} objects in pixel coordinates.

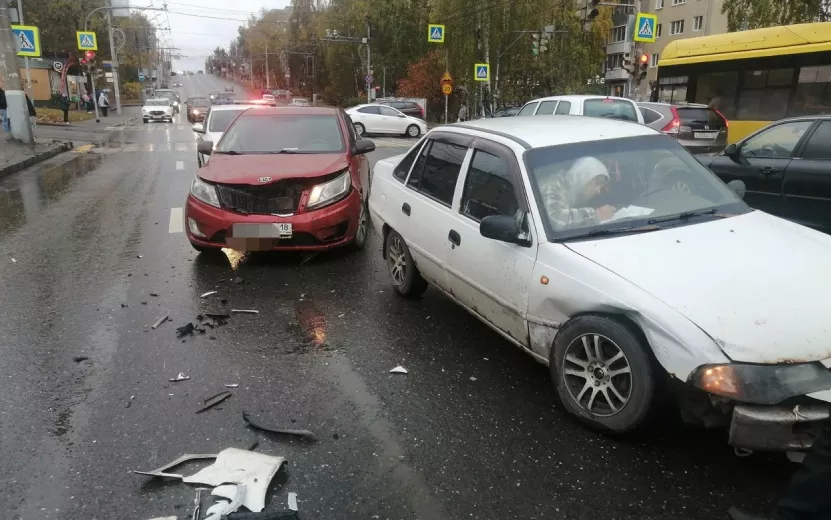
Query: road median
[{"left": 0, "top": 138, "right": 74, "bottom": 180}]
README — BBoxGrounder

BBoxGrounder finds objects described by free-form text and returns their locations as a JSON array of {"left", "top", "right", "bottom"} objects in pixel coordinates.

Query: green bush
[{"left": 121, "top": 82, "right": 142, "bottom": 101}]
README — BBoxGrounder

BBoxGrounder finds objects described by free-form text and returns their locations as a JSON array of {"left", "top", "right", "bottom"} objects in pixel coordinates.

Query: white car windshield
[
  {"left": 145, "top": 100, "right": 170, "bottom": 106},
  {"left": 216, "top": 114, "right": 344, "bottom": 154},
  {"left": 524, "top": 135, "right": 749, "bottom": 240},
  {"left": 208, "top": 109, "right": 246, "bottom": 132}
]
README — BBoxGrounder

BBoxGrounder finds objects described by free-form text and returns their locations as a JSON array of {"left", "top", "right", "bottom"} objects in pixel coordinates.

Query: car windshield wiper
[
  {"left": 647, "top": 208, "right": 726, "bottom": 225},
  {"left": 557, "top": 224, "right": 661, "bottom": 241}
]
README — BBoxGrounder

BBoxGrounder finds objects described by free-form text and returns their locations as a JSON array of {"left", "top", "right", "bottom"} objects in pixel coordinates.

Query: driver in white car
[{"left": 538, "top": 156, "right": 616, "bottom": 229}]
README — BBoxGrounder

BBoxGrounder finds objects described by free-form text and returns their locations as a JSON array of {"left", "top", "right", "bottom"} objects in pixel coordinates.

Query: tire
[
  {"left": 143, "top": 118, "right": 148, "bottom": 124},
  {"left": 550, "top": 315, "right": 657, "bottom": 435},
  {"left": 406, "top": 124, "right": 420, "bottom": 138},
  {"left": 351, "top": 199, "right": 369, "bottom": 251},
  {"left": 354, "top": 123, "right": 365, "bottom": 137},
  {"left": 385, "top": 229, "right": 427, "bottom": 298}
]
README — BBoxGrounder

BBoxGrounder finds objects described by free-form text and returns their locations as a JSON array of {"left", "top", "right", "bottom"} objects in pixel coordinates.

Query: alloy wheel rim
[
  {"left": 355, "top": 124, "right": 364, "bottom": 136},
  {"left": 387, "top": 236, "right": 407, "bottom": 286},
  {"left": 408, "top": 126, "right": 418, "bottom": 137},
  {"left": 562, "top": 333, "right": 632, "bottom": 417}
]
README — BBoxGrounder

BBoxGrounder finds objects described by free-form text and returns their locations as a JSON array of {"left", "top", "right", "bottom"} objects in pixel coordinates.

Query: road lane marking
[
  {"left": 169, "top": 207, "right": 184, "bottom": 233},
  {"left": 123, "top": 144, "right": 139, "bottom": 152},
  {"left": 176, "top": 161, "right": 184, "bottom": 170},
  {"left": 73, "top": 144, "right": 94, "bottom": 153}
]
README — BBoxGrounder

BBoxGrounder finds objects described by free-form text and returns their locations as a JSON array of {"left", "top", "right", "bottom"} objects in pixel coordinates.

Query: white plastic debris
[
  {"left": 389, "top": 366, "right": 408, "bottom": 374},
  {"left": 470, "top": 376, "right": 478, "bottom": 381},
  {"left": 11, "top": 258, "right": 16, "bottom": 263},
  {"left": 231, "top": 309, "right": 259, "bottom": 314},
  {"left": 225, "top": 383, "right": 239, "bottom": 388},
  {"left": 170, "top": 372, "right": 190, "bottom": 382},
  {"left": 183, "top": 448, "right": 285, "bottom": 513},
  {"left": 146, "top": 517, "right": 177, "bottom": 520},
  {"left": 288, "top": 492, "right": 298, "bottom": 511},
  {"left": 201, "top": 291, "right": 218, "bottom": 298}
]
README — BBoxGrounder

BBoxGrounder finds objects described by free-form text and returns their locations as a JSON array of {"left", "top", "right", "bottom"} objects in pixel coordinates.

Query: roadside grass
[{"left": 36, "top": 108, "right": 95, "bottom": 124}]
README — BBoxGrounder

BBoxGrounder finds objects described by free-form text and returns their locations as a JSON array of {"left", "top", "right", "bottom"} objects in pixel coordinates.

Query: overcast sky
[{"left": 131, "top": 0, "right": 290, "bottom": 72}]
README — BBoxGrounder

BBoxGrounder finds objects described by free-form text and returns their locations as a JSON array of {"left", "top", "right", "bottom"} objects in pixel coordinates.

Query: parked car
[
  {"left": 697, "top": 115, "right": 831, "bottom": 234},
  {"left": 225, "top": 86, "right": 235, "bottom": 92},
  {"left": 638, "top": 102, "right": 728, "bottom": 154},
  {"left": 153, "top": 89, "right": 180, "bottom": 113},
  {"left": 346, "top": 104, "right": 427, "bottom": 138},
  {"left": 212, "top": 92, "right": 237, "bottom": 105},
  {"left": 192, "top": 104, "right": 262, "bottom": 167},
  {"left": 186, "top": 96, "right": 211, "bottom": 123},
  {"left": 142, "top": 98, "right": 175, "bottom": 123},
  {"left": 262, "top": 94, "right": 277, "bottom": 105},
  {"left": 290, "top": 97, "right": 310, "bottom": 107},
  {"left": 376, "top": 100, "right": 424, "bottom": 119},
  {"left": 490, "top": 106, "right": 521, "bottom": 118},
  {"left": 368, "top": 115, "right": 831, "bottom": 452},
  {"left": 517, "top": 95, "right": 644, "bottom": 124},
  {"left": 185, "top": 107, "right": 376, "bottom": 253}
]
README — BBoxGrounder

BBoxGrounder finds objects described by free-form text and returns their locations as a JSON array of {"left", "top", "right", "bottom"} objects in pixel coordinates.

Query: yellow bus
[{"left": 656, "top": 22, "right": 831, "bottom": 143}]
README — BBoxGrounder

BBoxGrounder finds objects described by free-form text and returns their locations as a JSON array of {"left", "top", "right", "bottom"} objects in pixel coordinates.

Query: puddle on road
[{"left": 0, "top": 154, "right": 102, "bottom": 238}]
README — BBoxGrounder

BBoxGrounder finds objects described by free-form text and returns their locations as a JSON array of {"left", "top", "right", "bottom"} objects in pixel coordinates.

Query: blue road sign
[
  {"left": 139, "top": 74, "right": 146, "bottom": 81},
  {"left": 634, "top": 13, "right": 657, "bottom": 43},
  {"left": 427, "top": 24, "right": 445, "bottom": 43},
  {"left": 77, "top": 31, "right": 99, "bottom": 51},
  {"left": 474, "top": 63, "right": 489, "bottom": 82},
  {"left": 11, "top": 25, "right": 41, "bottom": 57}
]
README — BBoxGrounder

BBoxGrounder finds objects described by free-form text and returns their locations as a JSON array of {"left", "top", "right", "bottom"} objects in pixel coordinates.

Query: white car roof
[
  {"left": 453, "top": 116, "right": 658, "bottom": 149},
  {"left": 208, "top": 104, "right": 261, "bottom": 112},
  {"left": 527, "top": 94, "right": 636, "bottom": 104},
  {"left": 144, "top": 98, "right": 171, "bottom": 103}
]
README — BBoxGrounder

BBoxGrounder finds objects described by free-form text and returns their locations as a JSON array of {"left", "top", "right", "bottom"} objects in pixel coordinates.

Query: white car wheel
[
  {"left": 354, "top": 123, "right": 365, "bottom": 137},
  {"left": 406, "top": 124, "right": 420, "bottom": 138}
]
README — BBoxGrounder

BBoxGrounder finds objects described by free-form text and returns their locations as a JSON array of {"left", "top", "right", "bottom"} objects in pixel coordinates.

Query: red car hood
[{"left": 199, "top": 154, "right": 349, "bottom": 185}]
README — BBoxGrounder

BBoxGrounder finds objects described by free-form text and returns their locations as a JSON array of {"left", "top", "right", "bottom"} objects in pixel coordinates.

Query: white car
[
  {"left": 262, "top": 94, "right": 276, "bottom": 104},
  {"left": 368, "top": 116, "right": 831, "bottom": 453},
  {"left": 346, "top": 104, "right": 427, "bottom": 138},
  {"left": 192, "top": 104, "right": 261, "bottom": 167},
  {"left": 290, "top": 97, "right": 310, "bottom": 107},
  {"left": 142, "top": 98, "right": 174, "bottom": 123},
  {"left": 517, "top": 94, "right": 644, "bottom": 124}
]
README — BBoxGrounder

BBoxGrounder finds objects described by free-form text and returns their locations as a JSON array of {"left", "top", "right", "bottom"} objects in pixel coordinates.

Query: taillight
[
  {"left": 661, "top": 106, "right": 681, "bottom": 134},
  {"left": 714, "top": 108, "right": 729, "bottom": 128}
]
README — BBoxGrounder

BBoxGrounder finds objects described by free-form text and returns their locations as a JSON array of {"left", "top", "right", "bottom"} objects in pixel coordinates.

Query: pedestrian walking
[
  {"left": 82, "top": 92, "right": 91, "bottom": 112},
  {"left": 728, "top": 419, "right": 831, "bottom": 519},
  {"left": 0, "top": 87, "right": 9, "bottom": 132},
  {"left": 26, "top": 93, "right": 36, "bottom": 133},
  {"left": 457, "top": 102, "right": 468, "bottom": 122},
  {"left": 59, "top": 93, "right": 70, "bottom": 124},
  {"left": 98, "top": 91, "right": 110, "bottom": 116}
]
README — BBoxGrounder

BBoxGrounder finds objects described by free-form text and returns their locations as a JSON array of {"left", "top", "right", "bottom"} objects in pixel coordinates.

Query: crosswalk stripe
[
  {"left": 176, "top": 161, "right": 184, "bottom": 170},
  {"left": 169, "top": 208, "right": 184, "bottom": 233}
]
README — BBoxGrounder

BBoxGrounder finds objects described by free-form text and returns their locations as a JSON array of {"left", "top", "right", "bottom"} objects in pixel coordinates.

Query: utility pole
[
  {"left": 15, "top": 0, "right": 31, "bottom": 98},
  {"left": 106, "top": 2, "right": 122, "bottom": 115},
  {"left": 365, "top": 18, "right": 371, "bottom": 102},
  {"left": 1, "top": 0, "right": 33, "bottom": 142},
  {"left": 265, "top": 42, "right": 270, "bottom": 89}
]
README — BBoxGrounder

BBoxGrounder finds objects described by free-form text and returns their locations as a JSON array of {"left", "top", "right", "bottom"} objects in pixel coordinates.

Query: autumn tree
[{"left": 722, "top": 0, "right": 831, "bottom": 31}]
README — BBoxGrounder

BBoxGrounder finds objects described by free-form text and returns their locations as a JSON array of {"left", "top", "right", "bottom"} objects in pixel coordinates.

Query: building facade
[{"left": 578, "top": 0, "right": 728, "bottom": 100}]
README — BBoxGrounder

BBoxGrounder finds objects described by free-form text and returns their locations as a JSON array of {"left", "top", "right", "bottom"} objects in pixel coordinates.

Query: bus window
[
  {"left": 789, "top": 65, "right": 831, "bottom": 117},
  {"left": 695, "top": 71, "right": 738, "bottom": 118}
]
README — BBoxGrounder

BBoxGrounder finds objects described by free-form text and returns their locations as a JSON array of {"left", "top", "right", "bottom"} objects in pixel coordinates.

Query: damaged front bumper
[{"left": 729, "top": 403, "right": 831, "bottom": 452}]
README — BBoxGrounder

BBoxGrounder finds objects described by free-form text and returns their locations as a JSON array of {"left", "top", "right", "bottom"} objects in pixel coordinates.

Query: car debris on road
[
  {"left": 170, "top": 372, "right": 190, "bottom": 382},
  {"left": 152, "top": 315, "right": 169, "bottom": 329},
  {"left": 201, "top": 290, "right": 218, "bottom": 298},
  {"left": 243, "top": 411, "right": 318, "bottom": 442},
  {"left": 197, "top": 391, "right": 232, "bottom": 413},
  {"left": 390, "top": 366, "right": 408, "bottom": 374},
  {"left": 231, "top": 309, "right": 259, "bottom": 315}
]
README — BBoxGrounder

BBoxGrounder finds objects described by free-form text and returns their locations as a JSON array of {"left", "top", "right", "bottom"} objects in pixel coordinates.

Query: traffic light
[
  {"left": 85, "top": 51, "right": 96, "bottom": 62},
  {"left": 587, "top": 0, "right": 601, "bottom": 20},
  {"left": 531, "top": 33, "right": 540, "bottom": 56},
  {"left": 622, "top": 52, "right": 634, "bottom": 75},
  {"left": 638, "top": 53, "right": 649, "bottom": 79}
]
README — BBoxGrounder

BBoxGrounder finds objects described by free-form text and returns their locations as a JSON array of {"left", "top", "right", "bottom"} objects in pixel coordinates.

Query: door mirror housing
[
  {"left": 480, "top": 214, "right": 530, "bottom": 246},
  {"left": 727, "top": 179, "right": 747, "bottom": 199},
  {"left": 192, "top": 123, "right": 205, "bottom": 134},
  {"left": 353, "top": 139, "right": 376, "bottom": 155},
  {"left": 723, "top": 143, "right": 748, "bottom": 165},
  {"left": 197, "top": 141, "right": 214, "bottom": 155}
]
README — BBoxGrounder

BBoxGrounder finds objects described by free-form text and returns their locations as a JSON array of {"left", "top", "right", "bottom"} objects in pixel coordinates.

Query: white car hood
[{"left": 565, "top": 211, "right": 831, "bottom": 364}]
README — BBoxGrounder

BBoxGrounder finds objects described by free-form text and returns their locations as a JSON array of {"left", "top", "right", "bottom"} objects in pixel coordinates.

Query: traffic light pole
[{"left": 106, "top": 6, "right": 122, "bottom": 115}]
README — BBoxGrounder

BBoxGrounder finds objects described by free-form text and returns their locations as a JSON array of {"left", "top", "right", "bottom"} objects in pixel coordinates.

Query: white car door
[
  {"left": 395, "top": 132, "right": 473, "bottom": 290},
  {"left": 379, "top": 106, "right": 406, "bottom": 133},
  {"left": 444, "top": 138, "right": 538, "bottom": 347},
  {"left": 355, "top": 106, "right": 384, "bottom": 133}
]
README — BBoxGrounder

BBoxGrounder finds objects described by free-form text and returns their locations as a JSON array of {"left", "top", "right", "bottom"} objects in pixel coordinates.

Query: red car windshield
[{"left": 216, "top": 114, "right": 345, "bottom": 154}]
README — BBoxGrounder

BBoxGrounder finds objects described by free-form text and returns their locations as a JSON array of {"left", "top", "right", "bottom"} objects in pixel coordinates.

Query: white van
[{"left": 516, "top": 95, "right": 644, "bottom": 124}]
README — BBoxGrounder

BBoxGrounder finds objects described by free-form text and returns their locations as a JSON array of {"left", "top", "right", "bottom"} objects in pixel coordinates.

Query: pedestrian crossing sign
[
  {"left": 11, "top": 25, "right": 41, "bottom": 57},
  {"left": 633, "top": 13, "right": 658, "bottom": 43},
  {"left": 474, "top": 63, "right": 489, "bottom": 82},
  {"left": 77, "top": 31, "right": 99, "bottom": 51},
  {"left": 427, "top": 24, "right": 445, "bottom": 43}
]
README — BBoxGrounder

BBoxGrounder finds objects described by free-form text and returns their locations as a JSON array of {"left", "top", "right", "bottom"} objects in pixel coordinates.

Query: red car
[{"left": 185, "top": 107, "right": 376, "bottom": 253}]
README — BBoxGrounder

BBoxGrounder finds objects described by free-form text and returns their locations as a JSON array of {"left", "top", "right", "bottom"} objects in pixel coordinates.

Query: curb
[{"left": 0, "top": 141, "right": 73, "bottom": 180}]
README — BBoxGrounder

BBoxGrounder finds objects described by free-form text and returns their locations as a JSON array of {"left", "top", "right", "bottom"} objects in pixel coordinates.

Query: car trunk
[{"left": 676, "top": 107, "right": 727, "bottom": 145}]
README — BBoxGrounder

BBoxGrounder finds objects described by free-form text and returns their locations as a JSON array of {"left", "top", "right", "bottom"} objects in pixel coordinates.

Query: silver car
[{"left": 638, "top": 102, "right": 728, "bottom": 154}]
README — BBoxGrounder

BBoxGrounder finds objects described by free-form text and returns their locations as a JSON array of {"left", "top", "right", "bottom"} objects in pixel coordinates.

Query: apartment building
[{"left": 579, "top": 0, "right": 728, "bottom": 99}]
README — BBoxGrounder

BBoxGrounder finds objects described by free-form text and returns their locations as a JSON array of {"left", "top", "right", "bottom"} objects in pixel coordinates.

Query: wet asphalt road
[{"left": 0, "top": 74, "right": 795, "bottom": 520}]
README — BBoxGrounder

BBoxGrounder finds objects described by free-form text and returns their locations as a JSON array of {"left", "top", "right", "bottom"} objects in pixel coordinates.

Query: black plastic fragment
[{"left": 243, "top": 411, "right": 318, "bottom": 442}]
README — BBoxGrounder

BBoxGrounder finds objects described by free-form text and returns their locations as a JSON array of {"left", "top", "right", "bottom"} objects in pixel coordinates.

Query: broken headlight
[
  {"left": 691, "top": 362, "right": 831, "bottom": 405},
  {"left": 191, "top": 177, "right": 220, "bottom": 208},
  {"left": 306, "top": 170, "right": 351, "bottom": 209}
]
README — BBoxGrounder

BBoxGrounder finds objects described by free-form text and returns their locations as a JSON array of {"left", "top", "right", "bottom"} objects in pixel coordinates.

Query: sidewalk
[
  {"left": 1, "top": 107, "right": 139, "bottom": 180},
  {"left": 0, "top": 136, "right": 73, "bottom": 180}
]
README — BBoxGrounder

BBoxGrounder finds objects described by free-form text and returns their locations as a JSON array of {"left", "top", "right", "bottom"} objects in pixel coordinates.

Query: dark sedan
[
  {"left": 698, "top": 115, "right": 831, "bottom": 234},
  {"left": 186, "top": 97, "right": 211, "bottom": 123}
]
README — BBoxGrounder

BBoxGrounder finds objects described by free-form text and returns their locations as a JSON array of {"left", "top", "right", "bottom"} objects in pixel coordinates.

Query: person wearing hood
[
  {"left": 538, "top": 156, "right": 615, "bottom": 229},
  {"left": 59, "top": 93, "right": 70, "bottom": 124},
  {"left": 0, "top": 87, "right": 8, "bottom": 132},
  {"left": 98, "top": 90, "right": 110, "bottom": 116}
]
